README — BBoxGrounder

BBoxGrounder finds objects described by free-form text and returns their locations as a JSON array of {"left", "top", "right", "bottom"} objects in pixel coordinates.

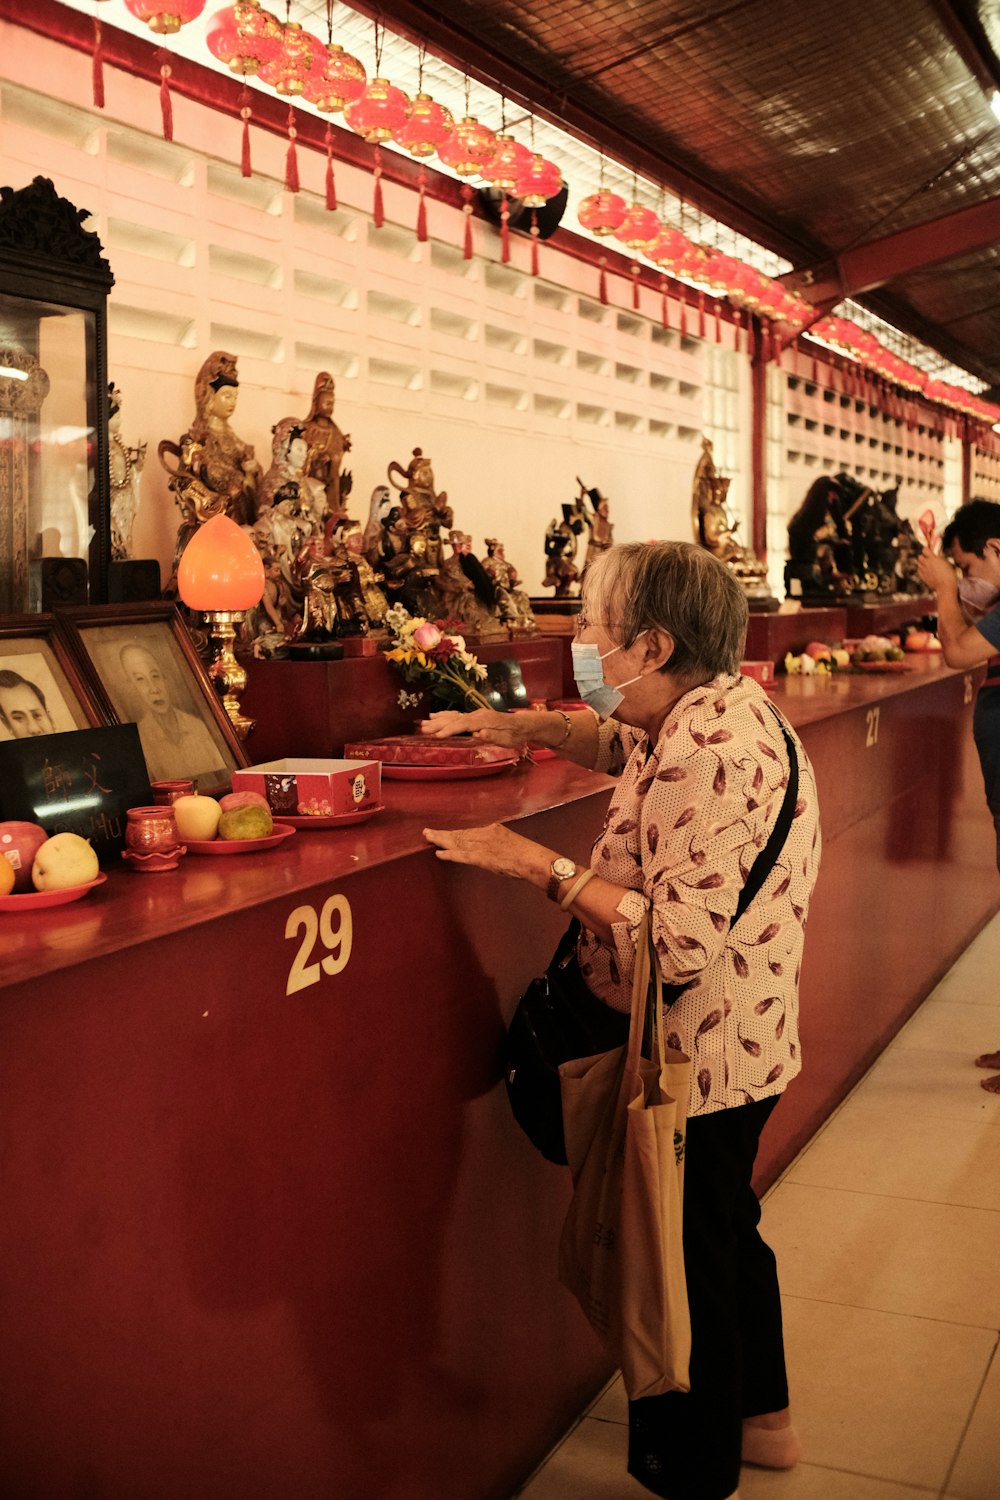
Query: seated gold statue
[{"left": 692, "top": 436, "right": 772, "bottom": 603}]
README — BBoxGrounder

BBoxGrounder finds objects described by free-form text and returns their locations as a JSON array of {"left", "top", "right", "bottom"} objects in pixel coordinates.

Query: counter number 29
[{"left": 284, "top": 893, "right": 353, "bottom": 995}]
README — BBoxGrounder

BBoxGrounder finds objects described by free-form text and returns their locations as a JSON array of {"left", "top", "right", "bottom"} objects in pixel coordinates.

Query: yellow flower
[{"left": 385, "top": 647, "right": 405, "bottom": 663}]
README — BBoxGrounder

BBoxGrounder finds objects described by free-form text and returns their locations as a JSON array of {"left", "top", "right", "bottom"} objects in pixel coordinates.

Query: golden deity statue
[
  {"left": 692, "top": 436, "right": 774, "bottom": 606},
  {"left": 302, "top": 372, "right": 351, "bottom": 518}
]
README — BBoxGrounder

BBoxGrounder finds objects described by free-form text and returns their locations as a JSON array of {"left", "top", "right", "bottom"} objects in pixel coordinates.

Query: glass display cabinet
[{"left": 0, "top": 176, "right": 114, "bottom": 612}]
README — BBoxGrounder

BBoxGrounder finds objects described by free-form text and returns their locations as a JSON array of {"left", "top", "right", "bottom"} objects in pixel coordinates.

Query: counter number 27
[{"left": 285, "top": 893, "right": 353, "bottom": 995}]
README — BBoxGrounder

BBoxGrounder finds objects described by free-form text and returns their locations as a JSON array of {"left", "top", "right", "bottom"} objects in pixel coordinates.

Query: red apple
[
  {"left": 219, "top": 790, "right": 270, "bottom": 813},
  {"left": 0, "top": 820, "right": 49, "bottom": 892},
  {"left": 804, "top": 641, "right": 832, "bottom": 661},
  {"left": 905, "top": 630, "right": 930, "bottom": 652}
]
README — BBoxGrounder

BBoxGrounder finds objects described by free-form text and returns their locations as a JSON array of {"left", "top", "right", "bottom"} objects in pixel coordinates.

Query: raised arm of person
[
  {"left": 419, "top": 705, "right": 600, "bottom": 770},
  {"left": 918, "top": 548, "right": 997, "bottom": 669}
]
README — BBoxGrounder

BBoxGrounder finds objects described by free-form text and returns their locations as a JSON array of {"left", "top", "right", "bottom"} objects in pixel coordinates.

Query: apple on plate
[
  {"left": 905, "top": 630, "right": 931, "bottom": 652},
  {"left": 32, "top": 833, "right": 99, "bottom": 891},
  {"left": 0, "top": 820, "right": 49, "bottom": 892},
  {"left": 219, "top": 790, "right": 270, "bottom": 814},
  {"left": 172, "top": 793, "right": 223, "bottom": 842}
]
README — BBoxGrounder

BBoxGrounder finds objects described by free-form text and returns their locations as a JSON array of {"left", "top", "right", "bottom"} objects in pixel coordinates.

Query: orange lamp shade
[{"left": 177, "top": 515, "right": 265, "bottom": 610}]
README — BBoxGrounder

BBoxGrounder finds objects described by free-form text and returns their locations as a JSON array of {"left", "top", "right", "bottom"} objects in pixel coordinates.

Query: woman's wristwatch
[{"left": 546, "top": 855, "right": 577, "bottom": 902}]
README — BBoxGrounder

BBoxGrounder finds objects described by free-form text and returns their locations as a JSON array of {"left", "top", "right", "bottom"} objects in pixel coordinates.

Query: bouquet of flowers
[{"left": 383, "top": 604, "right": 493, "bottom": 712}]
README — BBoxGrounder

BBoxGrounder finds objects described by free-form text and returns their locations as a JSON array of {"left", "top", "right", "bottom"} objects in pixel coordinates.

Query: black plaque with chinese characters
[{"left": 0, "top": 725, "right": 151, "bottom": 862}]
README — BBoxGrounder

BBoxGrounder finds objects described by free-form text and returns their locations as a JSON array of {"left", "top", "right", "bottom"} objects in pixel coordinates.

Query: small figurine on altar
[
  {"left": 292, "top": 527, "right": 368, "bottom": 639},
  {"left": 108, "top": 382, "right": 146, "bottom": 560},
  {"left": 159, "top": 351, "right": 262, "bottom": 573},
  {"left": 576, "top": 479, "right": 614, "bottom": 583},
  {"left": 258, "top": 417, "right": 325, "bottom": 521},
  {"left": 244, "top": 552, "right": 299, "bottom": 657},
  {"left": 785, "top": 476, "right": 851, "bottom": 600},
  {"left": 302, "top": 372, "right": 352, "bottom": 518},
  {"left": 692, "top": 436, "right": 774, "bottom": 606},
  {"left": 338, "top": 518, "right": 389, "bottom": 630},
  {"left": 483, "top": 538, "right": 536, "bottom": 632},
  {"left": 543, "top": 503, "right": 585, "bottom": 598},
  {"left": 387, "top": 448, "right": 454, "bottom": 533},
  {"left": 433, "top": 530, "right": 497, "bottom": 635}
]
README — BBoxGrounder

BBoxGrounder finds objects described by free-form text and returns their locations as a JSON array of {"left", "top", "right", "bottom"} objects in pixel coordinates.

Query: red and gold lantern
[
  {"left": 613, "top": 202, "right": 660, "bottom": 251},
  {"left": 258, "top": 20, "right": 322, "bottom": 95},
  {"left": 304, "top": 43, "right": 366, "bottom": 112},
  {"left": 482, "top": 134, "right": 532, "bottom": 191},
  {"left": 391, "top": 93, "right": 454, "bottom": 156},
  {"left": 577, "top": 189, "right": 627, "bottom": 236},
  {"left": 515, "top": 154, "right": 562, "bottom": 206},
  {"left": 344, "top": 78, "right": 409, "bottom": 143},
  {"left": 438, "top": 116, "right": 497, "bottom": 177},
  {"left": 206, "top": 1, "right": 280, "bottom": 75},
  {"left": 124, "top": 0, "right": 204, "bottom": 33}
]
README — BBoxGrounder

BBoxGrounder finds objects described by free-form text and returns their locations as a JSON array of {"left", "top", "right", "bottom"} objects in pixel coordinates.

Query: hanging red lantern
[
  {"left": 646, "top": 226, "right": 693, "bottom": 270},
  {"left": 206, "top": 2, "right": 280, "bottom": 75},
  {"left": 515, "top": 154, "right": 562, "bottom": 206},
  {"left": 577, "top": 189, "right": 627, "bottom": 236},
  {"left": 613, "top": 202, "right": 660, "bottom": 251},
  {"left": 344, "top": 77, "right": 410, "bottom": 143},
  {"left": 124, "top": 0, "right": 204, "bottom": 33},
  {"left": 391, "top": 93, "right": 454, "bottom": 156},
  {"left": 482, "top": 135, "right": 532, "bottom": 191},
  {"left": 304, "top": 43, "right": 366, "bottom": 112},
  {"left": 438, "top": 116, "right": 497, "bottom": 177},
  {"left": 258, "top": 20, "right": 322, "bottom": 95}
]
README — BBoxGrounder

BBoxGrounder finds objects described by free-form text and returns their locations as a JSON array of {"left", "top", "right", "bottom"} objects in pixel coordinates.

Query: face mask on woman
[
  {"left": 570, "top": 638, "right": 645, "bottom": 719},
  {"left": 958, "top": 576, "right": 1000, "bottom": 612}
]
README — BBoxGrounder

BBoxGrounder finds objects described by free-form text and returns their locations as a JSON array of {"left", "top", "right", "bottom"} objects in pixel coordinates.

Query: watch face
[{"left": 552, "top": 856, "right": 576, "bottom": 880}]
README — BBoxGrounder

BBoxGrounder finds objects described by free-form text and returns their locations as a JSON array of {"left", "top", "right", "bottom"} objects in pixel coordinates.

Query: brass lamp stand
[{"left": 203, "top": 608, "right": 255, "bottom": 740}]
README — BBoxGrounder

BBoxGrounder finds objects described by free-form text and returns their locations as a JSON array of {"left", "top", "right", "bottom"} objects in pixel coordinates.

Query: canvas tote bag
[{"left": 557, "top": 917, "right": 692, "bottom": 1399}]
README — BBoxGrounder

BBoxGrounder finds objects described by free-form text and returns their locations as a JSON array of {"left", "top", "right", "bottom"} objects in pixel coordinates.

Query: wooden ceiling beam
[{"left": 779, "top": 196, "right": 1000, "bottom": 305}]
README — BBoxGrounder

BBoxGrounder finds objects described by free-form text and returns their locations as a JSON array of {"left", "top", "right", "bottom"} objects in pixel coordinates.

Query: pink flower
[{"left": 412, "top": 622, "right": 443, "bottom": 651}]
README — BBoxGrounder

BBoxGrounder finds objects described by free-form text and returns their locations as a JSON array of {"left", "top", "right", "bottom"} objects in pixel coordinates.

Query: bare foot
[
  {"left": 975, "top": 1051, "right": 1000, "bottom": 1070},
  {"left": 742, "top": 1413, "right": 801, "bottom": 1470},
  {"left": 981, "top": 1073, "right": 1000, "bottom": 1094}
]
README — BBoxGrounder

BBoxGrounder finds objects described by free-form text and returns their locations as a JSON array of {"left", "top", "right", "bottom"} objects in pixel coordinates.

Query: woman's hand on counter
[
  {"left": 420, "top": 707, "right": 531, "bottom": 751},
  {"left": 423, "top": 821, "right": 550, "bottom": 882}
]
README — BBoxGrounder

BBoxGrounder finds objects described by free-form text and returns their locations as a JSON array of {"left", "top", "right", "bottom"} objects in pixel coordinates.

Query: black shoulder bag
[{"left": 504, "top": 714, "right": 799, "bottom": 1165}]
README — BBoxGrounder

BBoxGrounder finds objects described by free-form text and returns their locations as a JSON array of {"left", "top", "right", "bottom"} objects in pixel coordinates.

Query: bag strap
[{"left": 730, "top": 706, "right": 799, "bottom": 930}]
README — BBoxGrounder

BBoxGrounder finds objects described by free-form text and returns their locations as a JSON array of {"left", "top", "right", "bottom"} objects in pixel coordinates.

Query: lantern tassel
[
  {"left": 599, "top": 256, "right": 608, "bottom": 306},
  {"left": 733, "top": 309, "right": 742, "bottom": 353},
  {"left": 500, "top": 193, "right": 510, "bottom": 264},
  {"left": 698, "top": 290, "right": 706, "bottom": 340},
  {"left": 530, "top": 209, "right": 539, "bottom": 277},
  {"left": 660, "top": 280, "right": 669, "bottom": 331},
  {"left": 416, "top": 165, "right": 427, "bottom": 242},
  {"left": 680, "top": 295, "right": 688, "bottom": 338},
  {"left": 324, "top": 124, "right": 337, "bottom": 210},
  {"left": 746, "top": 316, "right": 756, "bottom": 359},
  {"left": 372, "top": 143, "right": 384, "bottom": 227},
  {"left": 285, "top": 108, "right": 299, "bottom": 194},
  {"left": 714, "top": 298, "right": 721, "bottom": 343},
  {"left": 461, "top": 184, "right": 474, "bottom": 260},
  {"left": 159, "top": 63, "right": 173, "bottom": 143},
  {"left": 631, "top": 266, "right": 640, "bottom": 310},
  {"left": 92, "top": 18, "right": 105, "bottom": 110},
  {"left": 240, "top": 88, "right": 252, "bottom": 178}
]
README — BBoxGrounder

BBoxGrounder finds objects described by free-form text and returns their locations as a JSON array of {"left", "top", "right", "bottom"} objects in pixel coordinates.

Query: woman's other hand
[
  {"left": 423, "top": 821, "right": 546, "bottom": 881},
  {"left": 420, "top": 707, "right": 533, "bottom": 751}
]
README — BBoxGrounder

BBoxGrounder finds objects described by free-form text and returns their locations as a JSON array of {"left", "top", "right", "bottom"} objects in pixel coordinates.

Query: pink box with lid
[{"left": 232, "top": 758, "right": 381, "bottom": 818}]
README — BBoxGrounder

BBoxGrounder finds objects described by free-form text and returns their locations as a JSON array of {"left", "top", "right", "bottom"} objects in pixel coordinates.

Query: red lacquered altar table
[{"left": 0, "top": 655, "right": 995, "bottom": 1500}]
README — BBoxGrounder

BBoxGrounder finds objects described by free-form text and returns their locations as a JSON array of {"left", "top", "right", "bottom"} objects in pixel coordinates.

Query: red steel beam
[{"left": 781, "top": 196, "right": 1000, "bottom": 306}]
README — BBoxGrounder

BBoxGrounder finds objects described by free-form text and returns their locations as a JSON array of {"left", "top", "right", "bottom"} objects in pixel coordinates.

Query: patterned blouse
[{"left": 577, "top": 674, "right": 822, "bottom": 1117}]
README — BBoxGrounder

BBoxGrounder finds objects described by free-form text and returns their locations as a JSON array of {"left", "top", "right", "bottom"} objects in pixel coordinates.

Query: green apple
[
  {"left": 32, "top": 833, "right": 100, "bottom": 891},
  {"left": 172, "top": 794, "right": 223, "bottom": 842}
]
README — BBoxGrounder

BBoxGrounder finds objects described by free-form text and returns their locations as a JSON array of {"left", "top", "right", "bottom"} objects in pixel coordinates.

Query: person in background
[
  {"left": 0, "top": 670, "right": 55, "bottom": 738},
  {"left": 918, "top": 498, "right": 1000, "bottom": 1095},
  {"left": 119, "top": 644, "right": 223, "bottom": 784},
  {"left": 421, "top": 540, "right": 822, "bottom": 1500}
]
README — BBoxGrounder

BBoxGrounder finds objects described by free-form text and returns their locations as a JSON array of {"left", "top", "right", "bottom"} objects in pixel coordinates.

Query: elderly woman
[{"left": 422, "top": 540, "right": 821, "bottom": 1500}]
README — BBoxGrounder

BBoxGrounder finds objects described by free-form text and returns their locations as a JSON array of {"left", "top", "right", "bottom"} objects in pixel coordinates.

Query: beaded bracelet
[{"left": 560, "top": 867, "right": 596, "bottom": 911}]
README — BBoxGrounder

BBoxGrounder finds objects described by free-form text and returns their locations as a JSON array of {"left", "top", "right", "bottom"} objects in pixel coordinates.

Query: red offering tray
[
  {"left": 380, "top": 761, "right": 517, "bottom": 781},
  {"left": 279, "top": 806, "right": 385, "bottom": 829},
  {"left": 185, "top": 823, "right": 297, "bottom": 855}
]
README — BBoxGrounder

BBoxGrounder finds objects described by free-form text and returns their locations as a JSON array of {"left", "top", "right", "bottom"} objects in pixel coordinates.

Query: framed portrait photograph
[
  {"left": 0, "top": 614, "right": 104, "bottom": 743},
  {"left": 54, "top": 603, "right": 249, "bottom": 794}
]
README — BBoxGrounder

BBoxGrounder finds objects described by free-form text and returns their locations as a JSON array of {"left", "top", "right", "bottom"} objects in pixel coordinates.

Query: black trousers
[{"left": 628, "top": 1095, "right": 788, "bottom": 1500}]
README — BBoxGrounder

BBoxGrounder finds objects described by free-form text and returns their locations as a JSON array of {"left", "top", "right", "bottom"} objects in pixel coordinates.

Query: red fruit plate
[
  {"left": 853, "top": 660, "right": 911, "bottom": 673},
  {"left": 185, "top": 823, "right": 297, "bottom": 854},
  {"left": 0, "top": 873, "right": 108, "bottom": 911},
  {"left": 380, "top": 759, "right": 518, "bottom": 781}
]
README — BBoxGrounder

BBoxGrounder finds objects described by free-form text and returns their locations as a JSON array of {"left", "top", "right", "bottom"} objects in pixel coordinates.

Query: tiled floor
[{"left": 516, "top": 912, "right": 1000, "bottom": 1500}]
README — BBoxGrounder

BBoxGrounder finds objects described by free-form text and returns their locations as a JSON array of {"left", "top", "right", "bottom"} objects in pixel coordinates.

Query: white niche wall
[{"left": 1, "top": 22, "right": 748, "bottom": 588}]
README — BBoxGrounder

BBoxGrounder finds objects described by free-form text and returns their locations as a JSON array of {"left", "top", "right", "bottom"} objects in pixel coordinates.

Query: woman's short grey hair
[{"left": 583, "top": 541, "right": 748, "bottom": 678}]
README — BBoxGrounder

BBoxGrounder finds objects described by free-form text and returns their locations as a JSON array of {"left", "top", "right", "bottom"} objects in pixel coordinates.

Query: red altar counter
[{"left": 0, "top": 657, "right": 995, "bottom": 1499}]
